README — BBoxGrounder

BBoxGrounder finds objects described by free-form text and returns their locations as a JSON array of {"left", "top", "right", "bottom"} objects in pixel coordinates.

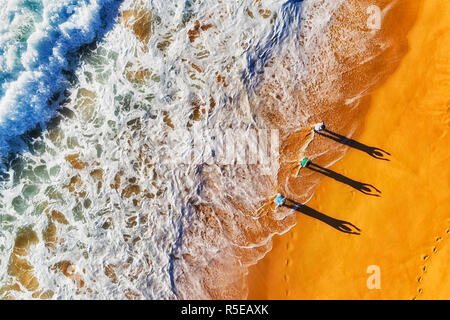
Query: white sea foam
[{"left": 0, "top": 0, "right": 123, "bottom": 155}]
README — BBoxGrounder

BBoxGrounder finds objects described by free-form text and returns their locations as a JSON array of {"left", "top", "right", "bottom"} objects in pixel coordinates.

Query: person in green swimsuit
[
  {"left": 295, "top": 157, "right": 311, "bottom": 176},
  {"left": 301, "top": 158, "right": 311, "bottom": 167}
]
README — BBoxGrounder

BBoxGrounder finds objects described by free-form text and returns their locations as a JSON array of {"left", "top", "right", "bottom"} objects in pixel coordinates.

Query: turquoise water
[{"left": 0, "top": 0, "right": 122, "bottom": 156}]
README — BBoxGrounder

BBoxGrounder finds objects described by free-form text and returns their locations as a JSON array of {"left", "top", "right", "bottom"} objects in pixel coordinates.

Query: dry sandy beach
[{"left": 248, "top": 0, "right": 450, "bottom": 299}]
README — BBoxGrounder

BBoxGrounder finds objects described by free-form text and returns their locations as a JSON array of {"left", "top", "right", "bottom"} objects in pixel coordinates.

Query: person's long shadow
[
  {"left": 306, "top": 162, "right": 381, "bottom": 197},
  {"left": 284, "top": 198, "right": 360, "bottom": 235},
  {"left": 316, "top": 128, "right": 391, "bottom": 160}
]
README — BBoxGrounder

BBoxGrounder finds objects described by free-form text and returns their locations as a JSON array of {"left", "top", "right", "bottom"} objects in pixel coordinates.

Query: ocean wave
[
  {"left": 0, "top": 0, "right": 123, "bottom": 157},
  {"left": 244, "top": 0, "right": 304, "bottom": 91},
  {"left": 0, "top": 0, "right": 406, "bottom": 300}
]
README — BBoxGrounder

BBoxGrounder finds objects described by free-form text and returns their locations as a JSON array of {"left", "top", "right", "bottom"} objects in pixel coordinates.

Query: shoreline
[{"left": 247, "top": 0, "right": 450, "bottom": 299}]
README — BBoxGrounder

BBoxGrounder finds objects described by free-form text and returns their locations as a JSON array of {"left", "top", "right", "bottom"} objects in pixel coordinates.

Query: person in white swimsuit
[{"left": 314, "top": 121, "right": 325, "bottom": 132}]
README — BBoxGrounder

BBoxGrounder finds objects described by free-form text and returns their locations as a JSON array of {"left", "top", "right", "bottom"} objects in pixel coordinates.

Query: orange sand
[{"left": 248, "top": 0, "right": 450, "bottom": 300}]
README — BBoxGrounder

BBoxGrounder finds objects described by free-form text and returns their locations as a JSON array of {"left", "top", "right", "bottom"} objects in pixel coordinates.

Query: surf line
[{"left": 180, "top": 304, "right": 215, "bottom": 317}]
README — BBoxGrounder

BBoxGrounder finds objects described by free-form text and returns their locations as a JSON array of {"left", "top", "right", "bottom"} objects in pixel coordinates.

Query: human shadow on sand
[
  {"left": 315, "top": 128, "right": 391, "bottom": 161},
  {"left": 305, "top": 161, "right": 381, "bottom": 197},
  {"left": 284, "top": 198, "right": 361, "bottom": 235}
]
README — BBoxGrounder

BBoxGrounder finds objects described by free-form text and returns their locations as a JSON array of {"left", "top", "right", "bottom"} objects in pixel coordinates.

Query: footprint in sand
[{"left": 413, "top": 222, "right": 450, "bottom": 299}]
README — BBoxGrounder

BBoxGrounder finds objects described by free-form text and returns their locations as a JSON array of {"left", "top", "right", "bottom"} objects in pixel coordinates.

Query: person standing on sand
[
  {"left": 313, "top": 121, "right": 325, "bottom": 132},
  {"left": 295, "top": 157, "right": 311, "bottom": 177},
  {"left": 274, "top": 194, "right": 286, "bottom": 208}
]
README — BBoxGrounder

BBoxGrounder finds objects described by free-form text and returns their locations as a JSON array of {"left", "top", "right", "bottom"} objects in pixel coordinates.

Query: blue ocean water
[{"left": 0, "top": 0, "right": 122, "bottom": 157}]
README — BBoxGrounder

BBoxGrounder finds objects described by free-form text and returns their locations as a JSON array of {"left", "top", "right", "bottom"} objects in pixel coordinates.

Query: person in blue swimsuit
[{"left": 274, "top": 194, "right": 286, "bottom": 208}]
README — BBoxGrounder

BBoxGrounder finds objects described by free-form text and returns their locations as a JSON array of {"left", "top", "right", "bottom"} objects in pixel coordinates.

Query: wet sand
[{"left": 248, "top": 0, "right": 450, "bottom": 299}]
